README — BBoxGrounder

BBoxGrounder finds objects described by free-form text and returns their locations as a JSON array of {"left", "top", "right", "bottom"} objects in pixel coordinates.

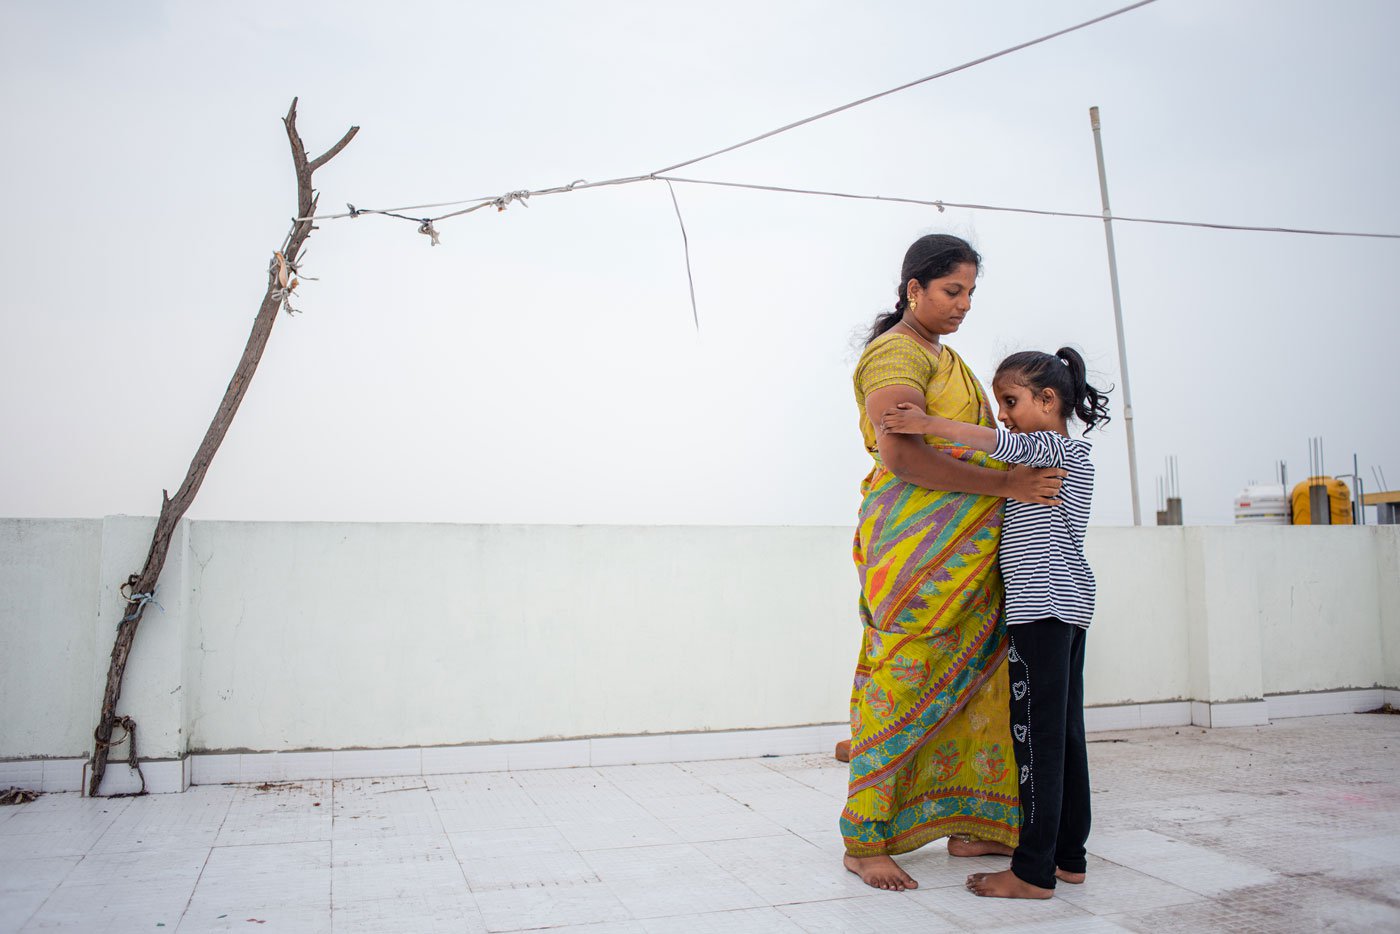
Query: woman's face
[{"left": 909, "top": 262, "right": 977, "bottom": 336}]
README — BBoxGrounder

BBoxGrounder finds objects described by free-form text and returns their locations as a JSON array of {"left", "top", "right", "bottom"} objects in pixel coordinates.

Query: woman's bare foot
[
  {"left": 844, "top": 854, "right": 919, "bottom": 891},
  {"left": 965, "top": 869, "right": 1053, "bottom": 899},
  {"left": 947, "top": 836, "right": 1014, "bottom": 858},
  {"left": 1056, "top": 867, "right": 1085, "bottom": 884},
  {"left": 834, "top": 740, "right": 851, "bottom": 763}
]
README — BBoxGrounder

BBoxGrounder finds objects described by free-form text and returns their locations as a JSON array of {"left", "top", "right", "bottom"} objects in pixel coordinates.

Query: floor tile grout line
[
  {"left": 493, "top": 771, "right": 546, "bottom": 818},
  {"left": 12, "top": 849, "right": 88, "bottom": 932},
  {"left": 172, "top": 844, "right": 217, "bottom": 933},
  {"left": 581, "top": 809, "right": 783, "bottom": 916},
  {"left": 425, "top": 772, "right": 486, "bottom": 916},
  {"left": 572, "top": 837, "right": 694, "bottom": 921},
  {"left": 73, "top": 795, "right": 133, "bottom": 854},
  {"left": 406, "top": 776, "right": 517, "bottom": 926},
  {"left": 11, "top": 795, "right": 142, "bottom": 931},
  {"left": 171, "top": 786, "right": 239, "bottom": 931},
  {"left": 325, "top": 778, "right": 336, "bottom": 922},
  {"left": 594, "top": 762, "right": 689, "bottom": 802},
  {"left": 592, "top": 760, "right": 724, "bottom": 842},
  {"left": 614, "top": 759, "right": 844, "bottom": 859},
  {"left": 674, "top": 760, "right": 807, "bottom": 824},
  {"left": 327, "top": 828, "right": 340, "bottom": 919}
]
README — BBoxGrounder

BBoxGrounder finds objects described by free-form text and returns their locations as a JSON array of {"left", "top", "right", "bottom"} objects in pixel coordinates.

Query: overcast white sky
[{"left": 2, "top": 0, "right": 1396, "bottom": 527}]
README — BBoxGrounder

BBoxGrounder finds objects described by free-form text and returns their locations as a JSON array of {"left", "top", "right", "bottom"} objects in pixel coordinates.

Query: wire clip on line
[{"left": 492, "top": 190, "right": 531, "bottom": 212}]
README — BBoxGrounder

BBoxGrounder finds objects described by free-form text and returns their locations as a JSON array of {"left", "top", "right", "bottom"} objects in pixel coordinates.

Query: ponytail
[
  {"left": 995, "top": 346, "right": 1114, "bottom": 435},
  {"left": 867, "top": 303, "right": 905, "bottom": 344},
  {"left": 1055, "top": 347, "right": 1112, "bottom": 433}
]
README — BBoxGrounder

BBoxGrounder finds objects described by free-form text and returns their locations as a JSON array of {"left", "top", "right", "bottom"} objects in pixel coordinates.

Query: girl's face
[
  {"left": 992, "top": 376, "right": 1061, "bottom": 433},
  {"left": 908, "top": 263, "right": 977, "bottom": 336}
]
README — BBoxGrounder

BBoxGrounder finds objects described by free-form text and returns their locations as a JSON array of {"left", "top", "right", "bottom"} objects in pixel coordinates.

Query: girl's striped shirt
[{"left": 991, "top": 429, "right": 1096, "bottom": 628}]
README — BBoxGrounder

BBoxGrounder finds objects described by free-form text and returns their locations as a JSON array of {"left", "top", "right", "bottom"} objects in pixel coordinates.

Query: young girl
[{"left": 881, "top": 346, "right": 1111, "bottom": 901}]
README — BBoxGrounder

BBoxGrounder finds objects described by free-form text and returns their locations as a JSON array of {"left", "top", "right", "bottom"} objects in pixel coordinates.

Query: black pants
[{"left": 1006, "top": 619, "right": 1090, "bottom": 889}]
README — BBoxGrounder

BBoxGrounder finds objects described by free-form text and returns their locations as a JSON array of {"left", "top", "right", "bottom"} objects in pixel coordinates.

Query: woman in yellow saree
[{"left": 842, "top": 235, "right": 1065, "bottom": 891}]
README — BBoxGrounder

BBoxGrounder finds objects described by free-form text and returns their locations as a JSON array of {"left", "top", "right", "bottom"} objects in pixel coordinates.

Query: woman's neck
[{"left": 897, "top": 318, "right": 940, "bottom": 350}]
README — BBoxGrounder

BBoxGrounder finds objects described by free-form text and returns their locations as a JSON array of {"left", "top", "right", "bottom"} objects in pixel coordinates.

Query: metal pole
[
  {"left": 1309, "top": 437, "right": 1330, "bottom": 525},
  {"left": 1354, "top": 453, "right": 1365, "bottom": 525},
  {"left": 1166, "top": 455, "right": 1183, "bottom": 525},
  {"left": 1089, "top": 106, "right": 1142, "bottom": 525}
]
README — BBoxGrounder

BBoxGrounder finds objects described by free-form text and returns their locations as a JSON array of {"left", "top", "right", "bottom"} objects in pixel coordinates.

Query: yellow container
[{"left": 1289, "top": 476, "right": 1353, "bottom": 525}]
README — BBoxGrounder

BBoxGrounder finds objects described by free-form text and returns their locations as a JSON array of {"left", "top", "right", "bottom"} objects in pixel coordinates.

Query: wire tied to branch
[
  {"left": 88, "top": 98, "right": 359, "bottom": 798},
  {"left": 122, "top": 592, "right": 163, "bottom": 618},
  {"left": 268, "top": 250, "right": 304, "bottom": 314},
  {"left": 118, "top": 580, "right": 164, "bottom": 623}
]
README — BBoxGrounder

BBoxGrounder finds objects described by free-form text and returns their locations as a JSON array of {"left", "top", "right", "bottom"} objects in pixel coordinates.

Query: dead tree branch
[{"left": 88, "top": 98, "right": 358, "bottom": 796}]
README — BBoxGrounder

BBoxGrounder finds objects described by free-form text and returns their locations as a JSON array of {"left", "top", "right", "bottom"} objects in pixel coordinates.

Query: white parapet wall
[{"left": 1, "top": 519, "right": 1397, "bottom": 792}]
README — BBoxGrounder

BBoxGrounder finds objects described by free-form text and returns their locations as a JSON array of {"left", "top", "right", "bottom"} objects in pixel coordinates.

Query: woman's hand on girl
[
  {"left": 880, "top": 402, "right": 936, "bottom": 435},
  {"left": 1005, "top": 464, "right": 1068, "bottom": 506}
]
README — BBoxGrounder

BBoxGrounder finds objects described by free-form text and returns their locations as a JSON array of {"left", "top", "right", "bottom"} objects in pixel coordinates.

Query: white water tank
[{"left": 1234, "top": 483, "right": 1289, "bottom": 525}]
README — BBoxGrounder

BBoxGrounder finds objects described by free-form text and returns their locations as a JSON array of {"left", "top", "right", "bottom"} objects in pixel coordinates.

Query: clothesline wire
[
  {"left": 653, "top": 176, "right": 1400, "bottom": 240},
  {"left": 649, "top": 0, "right": 1160, "bottom": 176},
  {"left": 664, "top": 181, "right": 700, "bottom": 330},
  {"left": 294, "top": 0, "right": 1160, "bottom": 225},
  {"left": 312, "top": 175, "right": 653, "bottom": 223},
  {"left": 304, "top": 170, "right": 1400, "bottom": 242},
  {"left": 283, "top": 0, "right": 1399, "bottom": 243}
]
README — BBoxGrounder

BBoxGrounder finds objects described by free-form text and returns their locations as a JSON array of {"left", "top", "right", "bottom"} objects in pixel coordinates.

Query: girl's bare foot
[
  {"left": 947, "top": 835, "right": 1014, "bottom": 857},
  {"left": 1056, "top": 867, "right": 1085, "bottom": 884},
  {"left": 965, "top": 868, "right": 1053, "bottom": 899},
  {"left": 834, "top": 740, "right": 851, "bottom": 763},
  {"left": 843, "top": 854, "right": 919, "bottom": 891}
]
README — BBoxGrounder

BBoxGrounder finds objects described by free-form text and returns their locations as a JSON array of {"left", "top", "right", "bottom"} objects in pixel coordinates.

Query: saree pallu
[{"left": 842, "top": 359, "right": 1020, "bottom": 856}]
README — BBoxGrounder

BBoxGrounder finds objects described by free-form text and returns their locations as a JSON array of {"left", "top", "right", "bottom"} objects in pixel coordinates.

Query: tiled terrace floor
[{"left": 2, "top": 713, "right": 1399, "bottom": 933}]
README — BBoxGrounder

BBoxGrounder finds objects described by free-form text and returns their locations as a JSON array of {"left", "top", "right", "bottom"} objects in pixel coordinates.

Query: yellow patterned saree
[{"left": 842, "top": 334, "right": 1021, "bottom": 856}]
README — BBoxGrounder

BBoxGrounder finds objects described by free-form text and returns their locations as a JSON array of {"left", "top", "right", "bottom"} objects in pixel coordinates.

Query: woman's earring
[{"left": 909, "top": 298, "right": 917, "bottom": 313}]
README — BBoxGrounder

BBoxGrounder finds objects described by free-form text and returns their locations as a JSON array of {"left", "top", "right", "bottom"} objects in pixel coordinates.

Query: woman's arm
[{"left": 865, "top": 386, "right": 1064, "bottom": 504}]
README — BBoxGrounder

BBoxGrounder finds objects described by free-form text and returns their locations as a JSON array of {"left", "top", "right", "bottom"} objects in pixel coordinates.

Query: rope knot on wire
[
  {"left": 493, "top": 190, "right": 531, "bottom": 212},
  {"left": 418, "top": 220, "right": 441, "bottom": 246}
]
